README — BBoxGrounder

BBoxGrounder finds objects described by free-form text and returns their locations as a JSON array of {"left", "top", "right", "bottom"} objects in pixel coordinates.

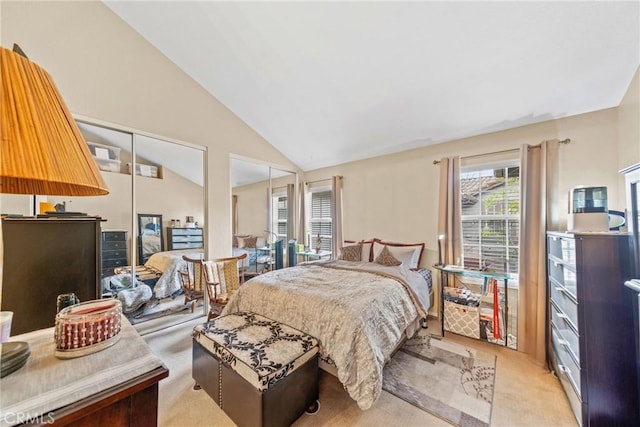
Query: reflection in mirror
[
  {"left": 138, "top": 213, "right": 164, "bottom": 264},
  {"left": 41, "top": 118, "right": 205, "bottom": 329},
  {"left": 230, "top": 158, "right": 297, "bottom": 275}
]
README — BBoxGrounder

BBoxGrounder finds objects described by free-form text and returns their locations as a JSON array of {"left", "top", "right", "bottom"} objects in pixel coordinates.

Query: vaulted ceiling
[{"left": 105, "top": 1, "right": 639, "bottom": 172}]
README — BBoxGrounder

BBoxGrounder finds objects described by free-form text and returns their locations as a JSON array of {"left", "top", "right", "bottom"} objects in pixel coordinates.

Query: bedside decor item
[{"left": 54, "top": 299, "right": 122, "bottom": 359}]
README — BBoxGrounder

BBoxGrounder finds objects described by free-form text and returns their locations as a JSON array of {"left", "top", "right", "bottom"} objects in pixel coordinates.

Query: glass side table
[{"left": 433, "top": 265, "right": 514, "bottom": 348}]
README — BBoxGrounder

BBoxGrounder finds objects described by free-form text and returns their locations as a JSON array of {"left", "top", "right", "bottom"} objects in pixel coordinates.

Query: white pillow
[{"left": 372, "top": 241, "right": 424, "bottom": 269}]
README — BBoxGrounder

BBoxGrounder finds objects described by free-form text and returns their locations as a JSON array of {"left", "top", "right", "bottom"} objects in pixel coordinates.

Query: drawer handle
[
  {"left": 554, "top": 286, "right": 565, "bottom": 295},
  {"left": 558, "top": 364, "right": 570, "bottom": 375},
  {"left": 557, "top": 313, "right": 568, "bottom": 320}
]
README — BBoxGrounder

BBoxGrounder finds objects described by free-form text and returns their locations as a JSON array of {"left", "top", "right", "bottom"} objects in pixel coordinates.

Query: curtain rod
[
  {"left": 432, "top": 138, "right": 571, "bottom": 165},
  {"left": 304, "top": 176, "right": 342, "bottom": 186}
]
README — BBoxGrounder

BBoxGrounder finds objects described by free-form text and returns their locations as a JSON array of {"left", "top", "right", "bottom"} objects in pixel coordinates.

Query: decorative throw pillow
[
  {"left": 374, "top": 245, "right": 402, "bottom": 266},
  {"left": 243, "top": 236, "right": 258, "bottom": 248},
  {"left": 339, "top": 241, "right": 362, "bottom": 261}
]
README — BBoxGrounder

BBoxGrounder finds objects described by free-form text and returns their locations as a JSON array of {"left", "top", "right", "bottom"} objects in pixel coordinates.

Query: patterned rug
[{"left": 383, "top": 332, "right": 496, "bottom": 427}]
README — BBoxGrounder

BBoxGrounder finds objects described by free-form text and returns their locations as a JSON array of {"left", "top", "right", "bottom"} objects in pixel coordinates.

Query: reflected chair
[
  {"left": 203, "top": 253, "right": 247, "bottom": 321},
  {"left": 179, "top": 255, "right": 206, "bottom": 312}
]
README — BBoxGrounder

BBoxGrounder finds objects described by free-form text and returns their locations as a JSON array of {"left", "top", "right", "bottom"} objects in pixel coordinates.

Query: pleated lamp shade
[{"left": 0, "top": 45, "right": 109, "bottom": 196}]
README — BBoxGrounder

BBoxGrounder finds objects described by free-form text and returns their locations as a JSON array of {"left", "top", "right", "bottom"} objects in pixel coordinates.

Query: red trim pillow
[{"left": 343, "top": 239, "right": 375, "bottom": 262}]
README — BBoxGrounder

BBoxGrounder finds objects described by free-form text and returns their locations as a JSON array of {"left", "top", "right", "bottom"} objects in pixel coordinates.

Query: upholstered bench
[{"left": 192, "top": 311, "right": 320, "bottom": 427}]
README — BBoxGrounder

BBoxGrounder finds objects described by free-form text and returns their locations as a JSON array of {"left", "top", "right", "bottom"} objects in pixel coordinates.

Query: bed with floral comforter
[{"left": 221, "top": 260, "right": 431, "bottom": 410}]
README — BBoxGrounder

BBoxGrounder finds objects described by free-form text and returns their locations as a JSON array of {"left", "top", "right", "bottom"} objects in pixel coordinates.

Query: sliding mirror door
[
  {"left": 231, "top": 157, "right": 297, "bottom": 274},
  {"left": 269, "top": 168, "right": 297, "bottom": 268},
  {"left": 65, "top": 119, "right": 206, "bottom": 327},
  {"left": 133, "top": 134, "right": 206, "bottom": 313}
]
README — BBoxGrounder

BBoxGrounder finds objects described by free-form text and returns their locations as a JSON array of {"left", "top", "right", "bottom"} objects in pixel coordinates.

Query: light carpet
[{"left": 383, "top": 331, "right": 496, "bottom": 427}]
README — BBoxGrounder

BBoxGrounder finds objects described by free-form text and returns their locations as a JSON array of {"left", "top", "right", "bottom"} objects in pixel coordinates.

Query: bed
[
  {"left": 144, "top": 249, "right": 204, "bottom": 298},
  {"left": 221, "top": 251, "right": 432, "bottom": 410}
]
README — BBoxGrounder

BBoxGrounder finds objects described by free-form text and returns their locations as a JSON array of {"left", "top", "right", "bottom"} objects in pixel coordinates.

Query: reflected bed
[{"left": 144, "top": 249, "right": 204, "bottom": 298}]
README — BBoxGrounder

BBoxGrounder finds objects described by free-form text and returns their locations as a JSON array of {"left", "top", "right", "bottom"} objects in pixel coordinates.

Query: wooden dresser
[
  {"left": 1, "top": 217, "right": 101, "bottom": 335},
  {"left": 167, "top": 227, "right": 204, "bottom": 250},
  {"left": 547, "top": 231, "right": 638, "bottom": 426},
  {"left": 101, "top": 230, "right": 128, "bottom": 279},
  {"left": 0, "top": 318, "right": 168, "bottom": 426}
]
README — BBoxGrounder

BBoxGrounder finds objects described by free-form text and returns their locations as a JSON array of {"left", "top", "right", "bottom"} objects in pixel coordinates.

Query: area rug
[{"left": 383, "top": 332, "right": 496, "bottom": 427}]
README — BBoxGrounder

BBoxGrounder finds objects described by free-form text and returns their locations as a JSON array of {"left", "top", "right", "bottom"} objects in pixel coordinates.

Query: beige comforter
[{"left": 222, "top": 260, "right": 431, "bottom": 410}]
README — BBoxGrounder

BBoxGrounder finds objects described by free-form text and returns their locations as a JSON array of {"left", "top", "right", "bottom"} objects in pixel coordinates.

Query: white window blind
[
  {"left": 460, "top": 159, "right": 520, "bottom": 276},
  {"left": 309, "top": 189, "right": 333, "bottom": 252},
  {"left": 271, "top": 195, "right": 288, "bottom": 240}
]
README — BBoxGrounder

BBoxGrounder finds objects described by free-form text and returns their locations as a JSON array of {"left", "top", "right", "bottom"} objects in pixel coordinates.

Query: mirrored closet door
[
  {"left": 61, "top": 119, "right": 206, "bottom": 329},
  {"left": 230, "top": 157, "right": 297, "bottom": 275}
]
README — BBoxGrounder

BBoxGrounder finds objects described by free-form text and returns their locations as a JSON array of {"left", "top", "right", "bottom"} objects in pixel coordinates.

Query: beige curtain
[
  {"left": 286, "top": 183, "right": 295, "bottom": 243},
  {"left": 298, "top": 182, "right": 307, "bottom": 249},
  {"left": 232, "top": 195, "right": 238, "bottom": 235},
  {"left": 331, "top": 176, "right": 344, "bottom": 259},
  {"left": 518, "top": 140, "right": 559, "bottom": 365},
  {"left": 437, "top": 157, "right": 462, "bottom": 268}
]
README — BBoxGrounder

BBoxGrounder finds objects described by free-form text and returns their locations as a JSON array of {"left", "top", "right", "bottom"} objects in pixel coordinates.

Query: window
[
  {"left": 308, "top": 188, "right": 333, "bottom": 252},
  {"left": 271, "top": 193, "right": 288, "bottom": 242},
  {"left": 460, "top": 162, "right": 520, "bottom": 277}
]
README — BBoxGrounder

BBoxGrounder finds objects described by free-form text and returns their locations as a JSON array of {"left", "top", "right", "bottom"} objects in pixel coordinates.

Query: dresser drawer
[
  {"left": 548, "top": 235, "right": 576, "bottom": 264},
  {"left": 550, "top": 302, "right": 580, "bottom": 363},
  {"left": 103, "top": 249, "right": 127, "bottom": 260},
  {"left": 550, "top": 332, "right": 582, "bottom": 426},
  {"left": 551, "top": 322, "right": 581, "bottom": 395},
  {"left": 103, "top": 240, "right": 126, "bottom": 251},
  {"left": 171, "top": 235, "right": 203, "bottom": 243},
  {"left": 170, "top": 228, "right": 203, "bottom": 236},
  {"left": 548, "top": 259, "right": 577, "bottom": 299},
  {"left": 103, "top": 231, "right": 127, "bottom": 242},
  {"left": 549, "top": 278, "right": 578, "bottom": 331},
  {"left": 102, "top": 258, "right": 128, "bottom": 269},
  {"left": 171, "top": 242, "right": 204, "bottom": 249}
]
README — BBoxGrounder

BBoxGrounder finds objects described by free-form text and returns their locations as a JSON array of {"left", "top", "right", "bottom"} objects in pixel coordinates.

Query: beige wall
[
  {"left": 1, "top": 1, "right": 297, "bottom": 257},
  {"left": 617, "top": 67, "right": 640, "bottom": 201},
  {"left": 303, "top": 108, "right": 623, "bottom": 263}
]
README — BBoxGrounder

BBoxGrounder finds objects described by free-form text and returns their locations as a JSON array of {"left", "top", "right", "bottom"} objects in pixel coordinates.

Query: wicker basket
[{"left": 54, "top": 299, "right": 122, "bottom": 359}]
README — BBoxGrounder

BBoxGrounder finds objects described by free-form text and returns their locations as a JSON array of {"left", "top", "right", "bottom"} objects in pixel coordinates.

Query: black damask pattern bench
[{"left": 192, "top": 311, "right": 320, "bottom": 427}]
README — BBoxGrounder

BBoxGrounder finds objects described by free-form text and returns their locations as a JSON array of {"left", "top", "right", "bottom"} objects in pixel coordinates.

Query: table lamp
[
  {"left": 1, "top": 44, "right": 108, "bottom": 197},
  {"left": 0, "top": 44, "right": 109, "bottom": 368}
]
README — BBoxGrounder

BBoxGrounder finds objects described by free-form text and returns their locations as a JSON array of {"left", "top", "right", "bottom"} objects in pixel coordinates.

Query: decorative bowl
[{"left": 54, "top": 299, "right": 122, "bottom": 359}]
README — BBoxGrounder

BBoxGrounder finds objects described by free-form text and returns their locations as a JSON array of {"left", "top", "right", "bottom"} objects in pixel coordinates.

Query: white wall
[{"left": 1, "top": 1, "right": 297, "bottom": 258}]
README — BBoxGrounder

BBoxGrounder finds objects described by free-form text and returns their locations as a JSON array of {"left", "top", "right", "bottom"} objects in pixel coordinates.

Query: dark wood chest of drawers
[
  {"left": 101, "top": 230, "right": 128, "bottom": 278},
  {"left": 547, "top": 231, "right": 638, "bottom": 426}
]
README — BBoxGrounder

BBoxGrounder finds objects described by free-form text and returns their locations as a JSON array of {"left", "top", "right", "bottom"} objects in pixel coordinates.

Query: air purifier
[{"left": 567, "top": 186, "right": 609, "bottom": 232}]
